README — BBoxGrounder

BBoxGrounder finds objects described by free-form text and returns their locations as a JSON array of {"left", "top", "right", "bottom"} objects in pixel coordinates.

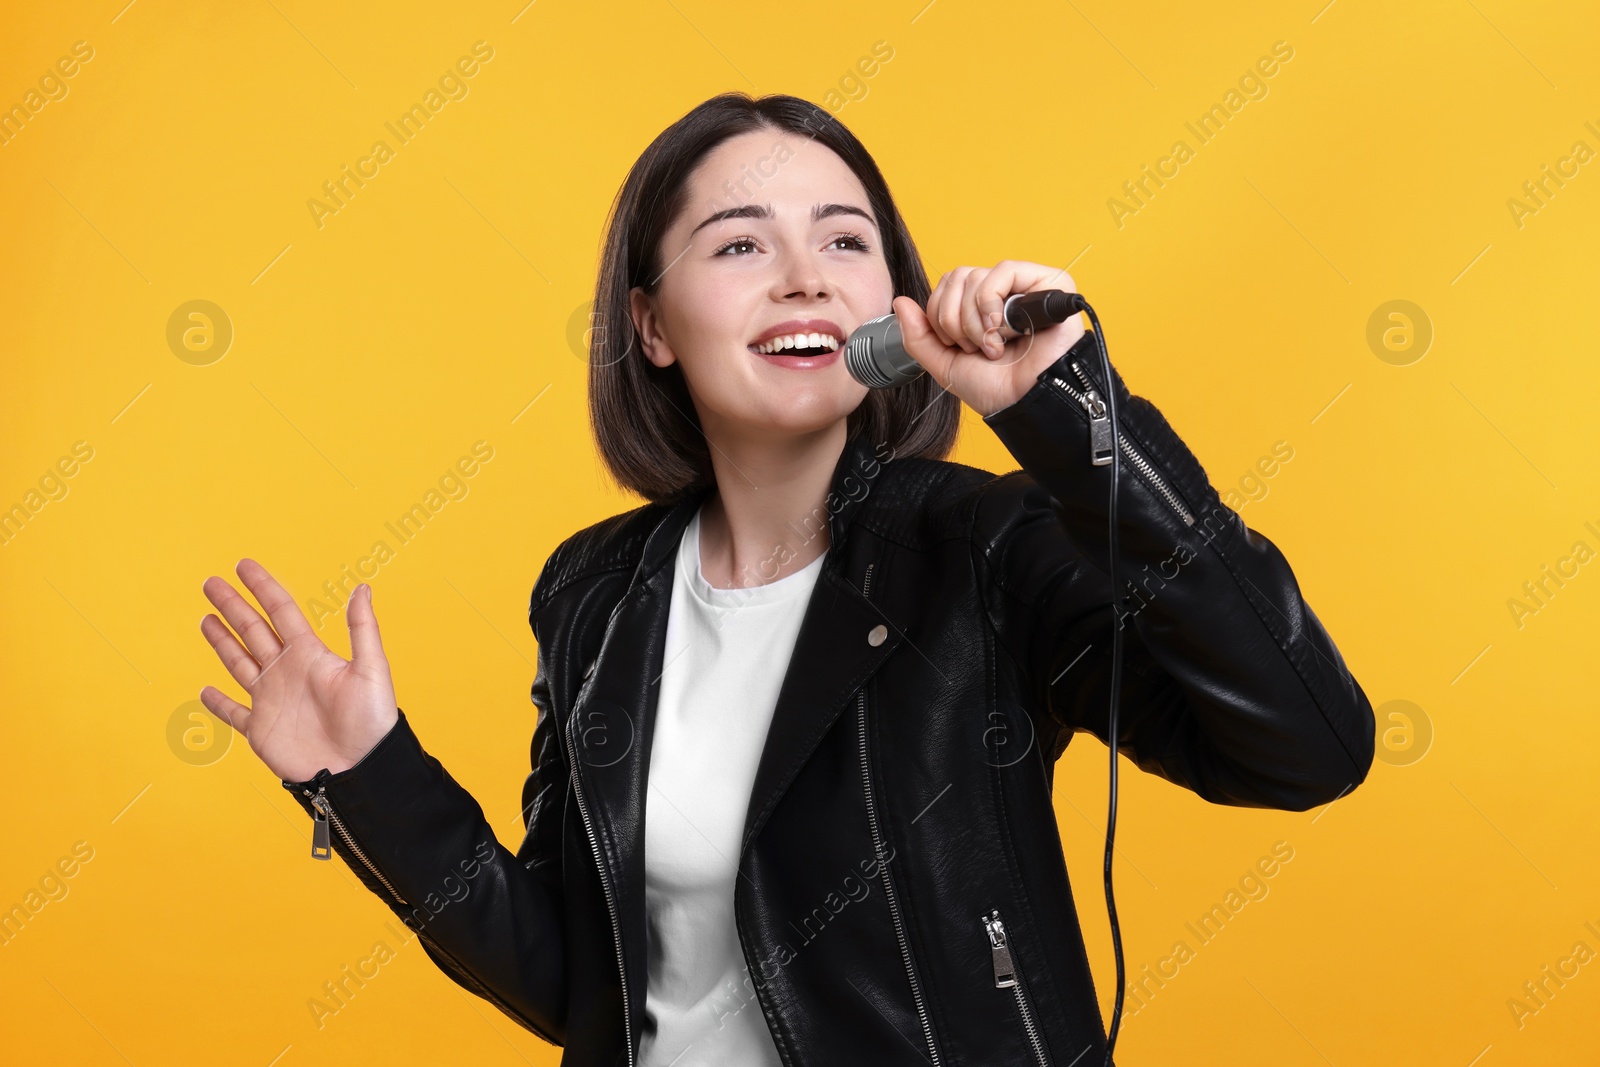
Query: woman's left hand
[{"left": 892, "top": 260, "right": 1086, "bottom": 417}]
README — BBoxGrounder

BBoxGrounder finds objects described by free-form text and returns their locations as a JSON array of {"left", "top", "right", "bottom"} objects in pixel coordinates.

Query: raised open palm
[{"left": 198, "top": 559, "right": 399, "bottom": 783}]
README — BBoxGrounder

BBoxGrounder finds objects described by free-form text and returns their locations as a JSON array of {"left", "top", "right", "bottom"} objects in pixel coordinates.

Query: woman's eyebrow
[{"left": 690, "top": 202, "right": 876, "bottom": 236}]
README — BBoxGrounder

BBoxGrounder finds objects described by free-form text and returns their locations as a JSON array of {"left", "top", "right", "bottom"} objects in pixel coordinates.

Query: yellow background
[{"left": 3, "top": 0, "right": 1597, "bottom": 1063}]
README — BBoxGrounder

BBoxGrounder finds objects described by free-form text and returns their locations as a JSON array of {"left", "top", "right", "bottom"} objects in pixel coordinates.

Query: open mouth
[{"left": 749, "top": 332, "right": 842, "bottom": 357}]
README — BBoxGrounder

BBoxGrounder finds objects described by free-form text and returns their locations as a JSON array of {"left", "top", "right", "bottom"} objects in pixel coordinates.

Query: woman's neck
[{"left": 695, "top": 422, "right": 844, "bottom": 590}]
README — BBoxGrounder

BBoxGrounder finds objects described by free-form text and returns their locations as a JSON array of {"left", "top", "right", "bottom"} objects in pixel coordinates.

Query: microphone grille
[{"left": 844, "top": 332, "right": 897, "bottom": 388}]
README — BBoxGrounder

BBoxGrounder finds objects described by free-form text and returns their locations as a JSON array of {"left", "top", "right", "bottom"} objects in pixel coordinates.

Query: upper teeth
[{"left": 753, "top": 333, "right": 839, "bottom": 354}]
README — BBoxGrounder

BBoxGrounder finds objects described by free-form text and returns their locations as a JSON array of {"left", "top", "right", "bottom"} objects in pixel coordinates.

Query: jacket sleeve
[
  {"left": 975, "top": 328, "right": 1375, "bottom": 811},
  {"left": 278, "top": 578, "right": 569, "bottom": 1043}
]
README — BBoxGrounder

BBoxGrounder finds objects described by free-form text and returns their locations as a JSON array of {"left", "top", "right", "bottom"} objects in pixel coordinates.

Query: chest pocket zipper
[{"left": 983, "top": 908, "right": 1054, "bottom": 1067}]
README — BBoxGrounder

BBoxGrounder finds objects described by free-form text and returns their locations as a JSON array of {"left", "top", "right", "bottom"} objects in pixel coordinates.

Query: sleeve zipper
[
  {"left": 306, "top": 781, "right": 410, "bottom": 905},
  {"left": 299, "top": 777, "right": 565, "bottom": 1045},
  {"left": 1044, "top": 359, "right": 1197, "bottom": 528}
]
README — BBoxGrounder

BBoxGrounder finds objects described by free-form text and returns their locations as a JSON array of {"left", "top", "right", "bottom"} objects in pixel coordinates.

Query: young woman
[{"left": 199, "top": 93, "right": 1375, "bottom": 1067}]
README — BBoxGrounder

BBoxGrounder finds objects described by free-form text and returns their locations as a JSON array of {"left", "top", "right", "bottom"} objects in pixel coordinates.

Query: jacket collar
[{"left": 564, "top": 430, "right": 907, "bottom": 1029}]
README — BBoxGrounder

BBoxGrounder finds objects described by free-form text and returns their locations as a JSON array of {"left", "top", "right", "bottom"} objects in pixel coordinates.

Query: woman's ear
[{"left": 628, "top": 286, "right": 675, "bottom": 368}]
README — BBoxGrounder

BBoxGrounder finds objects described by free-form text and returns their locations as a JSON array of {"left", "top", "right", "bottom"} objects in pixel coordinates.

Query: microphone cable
[
  {"left": 1073, "top": 300, "right": 1128, "bottom": 1066},
  {"left": 979, "top": 292, "right": 1130, "bottom": 1062}
]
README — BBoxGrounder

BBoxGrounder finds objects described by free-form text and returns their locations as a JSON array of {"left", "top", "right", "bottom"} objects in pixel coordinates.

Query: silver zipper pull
[
  {"left": 983, "top": 910, "right": 1017, "bottom": 988},
  {"left": 1082, "top": 388, "right": 1114, "bottom": 467},
  {"left": 308, "top": 786, "right": 333, "bottom": 861},
  {"left": 1063, "top": 359, "right": 1116, "bottom": 467}
]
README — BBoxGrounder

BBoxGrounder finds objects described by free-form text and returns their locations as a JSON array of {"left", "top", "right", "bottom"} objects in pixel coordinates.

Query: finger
[
  {"left": 236, "top": 558, "right": 319, "bottom": 646},
  {"left": 200, "top": 611, "right": 264, "bottom": 689},
  {"left": 925, "top": 271, "right": 956, "bottom": 349},
  {"left": 937, "top": 267, "right": 978, "bottom": 353},
  {"left": 971, "top": 261, "right": 1035, "bottom": 366},
  {"left": 964, "top": 263, "right": 1015, "bottom": 358},
  {"left": 891, "top": 296, "right": 958, "bottom": 385},
  {"left": 347, "top": 583, "right": 388, "bottom": 670},
  {"left": 199, "top": 684, "right": 251, "bottom": 737},
  {"left": 980, "top": 262, "right": 1074, "bottom": 368},
  {"left": 204, "top": 573, "right": 284, "bottom": 666}
]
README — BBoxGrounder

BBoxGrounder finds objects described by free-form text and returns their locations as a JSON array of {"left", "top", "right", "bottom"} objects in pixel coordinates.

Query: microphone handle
[
  {"left": 1001, "top": 288, "right": 1087, "bottom": 336},
  {"left": 844, "top": 288, "right": 1087, "bottom": 389}
]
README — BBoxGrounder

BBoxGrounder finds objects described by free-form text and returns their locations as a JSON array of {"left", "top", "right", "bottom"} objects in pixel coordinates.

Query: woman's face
[{"left": 629, "top": 128, "right": 894, "bottom": 444}]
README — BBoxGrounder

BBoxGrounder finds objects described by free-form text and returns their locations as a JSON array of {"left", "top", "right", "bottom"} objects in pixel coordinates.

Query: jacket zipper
[
  {"left": 857, "top": 564, "right": 944, "bottom": 1066},
  {"left": 308, "top": 783, "right": 409, "bottom": 904},
  {"left": 541, "top": 571, "right": 645, "bottom": 1067},
  {"left": 1045, "top": 359, "right": 1196, "bottom": 528},
  {"left": 563, "top": 695, "right": 635, "bottom": 1067},
  {"left": 982, "top": 908, "right": 1053, "bottom": 1067},
  {"left": 302, "top": 780, "right": 562, "bottom": 1045}
]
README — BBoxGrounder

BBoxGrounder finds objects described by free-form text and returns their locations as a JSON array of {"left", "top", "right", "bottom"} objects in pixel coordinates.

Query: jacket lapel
[
  {"left": 563, "top": 431, "right": 906, "bottom": 1027},
  {"left": 738, "top": 543, "right": 905, "bottom": 856}
]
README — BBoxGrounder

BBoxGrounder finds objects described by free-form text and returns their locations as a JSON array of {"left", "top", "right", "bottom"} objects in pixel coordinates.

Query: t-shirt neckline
[{"left": 682, "top": 502, "right": 826, "bottom": 607}]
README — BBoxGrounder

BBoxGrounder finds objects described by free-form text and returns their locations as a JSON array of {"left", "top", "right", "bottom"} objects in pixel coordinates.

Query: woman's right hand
[{"left": 199, "top": 559, "right": 399, "bottom": 783}]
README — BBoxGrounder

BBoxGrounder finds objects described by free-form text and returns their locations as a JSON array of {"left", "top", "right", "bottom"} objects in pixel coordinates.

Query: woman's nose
[{"left": 773, "top": 251, "right": 831, "bottom": 299}]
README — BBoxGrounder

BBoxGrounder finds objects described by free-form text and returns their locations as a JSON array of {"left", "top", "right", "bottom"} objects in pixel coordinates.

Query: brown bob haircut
[{"left": 587, "top": 91, "right": 961, "bottom": 506}]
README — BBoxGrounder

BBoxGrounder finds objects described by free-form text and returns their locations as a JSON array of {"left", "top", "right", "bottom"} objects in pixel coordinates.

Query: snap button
[{"left": 867, "top": 624, "right": 887, "bottom": 647}]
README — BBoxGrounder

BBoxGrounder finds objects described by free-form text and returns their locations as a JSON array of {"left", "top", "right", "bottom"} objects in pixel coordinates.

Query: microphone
[{"left": 843, "top": 288, "right": 1088, "bottom": 388}]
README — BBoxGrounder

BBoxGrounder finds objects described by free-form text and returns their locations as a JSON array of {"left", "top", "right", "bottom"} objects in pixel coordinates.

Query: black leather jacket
[{"left": 281, "top": 330, "right": 1376, "bottom": 1066}]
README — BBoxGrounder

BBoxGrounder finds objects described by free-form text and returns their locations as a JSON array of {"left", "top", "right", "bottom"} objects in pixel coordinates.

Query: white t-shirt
[{"left": 638, "top": 502, "right": 826, "bottom": 1067}]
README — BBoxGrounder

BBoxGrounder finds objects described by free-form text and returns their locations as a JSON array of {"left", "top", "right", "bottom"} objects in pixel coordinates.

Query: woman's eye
[{"left": 713, "top": 232, "right": 871, "bottom": 256}]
